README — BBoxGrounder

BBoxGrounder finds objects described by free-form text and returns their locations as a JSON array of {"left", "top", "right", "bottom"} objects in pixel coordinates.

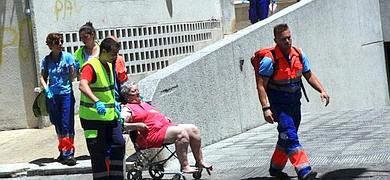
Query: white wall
[
  {"left": 30, "top": 0, "right": 225, "bottom": 60},
  {"left": 139, "top": 0, "right": 389, "bottom": 146},
  {"left": 0, "top": 0, "right": 37, "bottom": 130}
]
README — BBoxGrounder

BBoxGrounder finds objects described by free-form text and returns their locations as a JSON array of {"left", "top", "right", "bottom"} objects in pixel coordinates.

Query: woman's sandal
[
  {"left": 203, "top": 165, "right": 213, "bottom": 175},
  {"left": 181, "top": 167, "right": 199, "bottom": 174},
  {"left": 196, "top": 163, "right": 213, "bottom": 175}
]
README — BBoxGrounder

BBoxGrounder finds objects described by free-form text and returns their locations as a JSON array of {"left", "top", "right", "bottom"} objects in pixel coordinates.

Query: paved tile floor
[
  {"left": 162, "top": 107, "right": 390, "bottom": 180},
  {"left": 2, "top": 107, "right": 390, "bottom": 179}
]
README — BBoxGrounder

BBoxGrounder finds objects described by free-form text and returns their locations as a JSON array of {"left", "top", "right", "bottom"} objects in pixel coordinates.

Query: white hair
[{"left": 120, "top": 80, "right": 135, "bottom": 101}]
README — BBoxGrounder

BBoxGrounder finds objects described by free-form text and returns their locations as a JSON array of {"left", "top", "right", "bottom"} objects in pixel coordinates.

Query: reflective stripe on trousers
[
  {"left": 58, "top": 137, "right": 75, "bottom": 158},
  {"left": 47, "top": 93, "right": 75, "bottom": 159},
  {"left": 81, "top": 120, "right": 125, "bottom": 180},
  {"left": 270, "top": 145, "right": 288, "bottom": 170},
  {"left": 269, "top": 103, "right": 312, "bottom": 178}
]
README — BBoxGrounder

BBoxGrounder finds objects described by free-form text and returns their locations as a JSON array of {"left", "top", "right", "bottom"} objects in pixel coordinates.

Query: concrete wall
[
  {"left": 380, "top": 0, "right": 390, "bottom": 42},
  {"left": 0, "top": 0, "right": 37, "bottom": 130},
  {"left": 30, "top": 0, "right": 226, "bottom": 61},
  {"left": 139, "top": 0, "right": 389, "bottom": 146},
  {"left": 234, "top": 0, "right": 300, "bottom": 31},
  {"left": 220, "top": 0, "right": 237, "bottom": 34},
  {"left": 234, "top": 2, "right": 251, "bottom": 31}
]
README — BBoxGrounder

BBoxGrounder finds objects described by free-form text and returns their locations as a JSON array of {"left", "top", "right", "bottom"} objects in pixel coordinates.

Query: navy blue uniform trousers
[
  {"left": 47, "top": 93, "right": 75, "bottom": 159},
  {"left": 249, "top": 0, "right": 270, "bottom": 24}
]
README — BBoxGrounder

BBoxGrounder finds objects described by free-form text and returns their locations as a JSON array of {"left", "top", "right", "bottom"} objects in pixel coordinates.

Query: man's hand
[
  {"left": 320, "top": 92, "right": 330, "bottom": 106},
  {"left": 94, "top": 100, "right": 106, "bottom": 115},
  {"left": 263, "top": 108, "right": 274, "bottom": 124}
]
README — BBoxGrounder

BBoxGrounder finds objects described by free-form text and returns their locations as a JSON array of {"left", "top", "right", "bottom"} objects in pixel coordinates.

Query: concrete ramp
[{"left": 139, "top": 0, "right": 390, "bottom": 146}]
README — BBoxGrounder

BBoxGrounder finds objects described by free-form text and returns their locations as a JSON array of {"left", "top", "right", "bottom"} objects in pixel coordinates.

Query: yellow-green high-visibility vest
[
  {"left": 79, "top": 58, "right": 116, "bottom": 121},
  {"left": 74, "top": 43, "right": 99, "bottom": 67},
  {"left": 74, "top": 46, "right": 85, "bottom": 67}
]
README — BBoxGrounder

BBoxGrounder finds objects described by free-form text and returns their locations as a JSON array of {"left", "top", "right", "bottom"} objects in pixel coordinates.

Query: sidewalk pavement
[
  {"left": 166, "top": 107, "right": 390, "bottom": 179},
  {"left": 2, "top": 107, "right": 390, "bottom": 179},
  {"left": 0, "top": 115, "right": 135, "bottom": 178}
]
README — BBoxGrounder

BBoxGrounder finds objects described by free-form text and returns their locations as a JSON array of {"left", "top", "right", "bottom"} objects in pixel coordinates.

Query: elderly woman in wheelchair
[{"left": 120, "top": 81, "right": 212, "bottom": 178}]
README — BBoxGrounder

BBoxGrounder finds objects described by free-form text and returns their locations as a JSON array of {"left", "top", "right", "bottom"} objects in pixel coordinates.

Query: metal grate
[{"left": 61, "top": 20, "right": 220, "bottom": 78}]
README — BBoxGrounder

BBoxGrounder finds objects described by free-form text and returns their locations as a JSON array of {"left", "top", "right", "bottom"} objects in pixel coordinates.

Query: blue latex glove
[
  {"left": 115, "top": 101, "right": 122, "bottom": 122},
  {"left": 114, "top": 102, "right": 125, "bottom": 127},
  {"left": 94, "top": 101, "right": 106, "bottom": 115},
  {"left": 74, "top": 61, "right": 80, "bottom": 72},
  {"left": 44, "top": 87, "right": 54, "bottom": 99},
  {"left": 115, "top": 101, "right": 121, "bottom": 116}
]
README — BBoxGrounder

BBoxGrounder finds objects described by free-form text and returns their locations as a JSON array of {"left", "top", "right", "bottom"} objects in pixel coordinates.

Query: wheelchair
[{"left": 125, "top": 131, "right": 205, "bottom": 180}]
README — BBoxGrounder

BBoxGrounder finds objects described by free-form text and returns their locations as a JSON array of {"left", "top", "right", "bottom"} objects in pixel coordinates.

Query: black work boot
[
  {"left": 299, "top": 171, "right": 317, "bottom": 180},
  {"left": 62, "top": 157, "right": 77, "bottom": 166},
  {"left": 269, "top": 169, "right": 289, "bottom": 179},
  {"left": 56, "top": 152, "right": 64, "bottom": 162}
]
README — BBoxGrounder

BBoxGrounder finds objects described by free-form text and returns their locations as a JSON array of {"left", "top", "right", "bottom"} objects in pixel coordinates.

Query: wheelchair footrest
[{"left": 125, "top": 162, "right": 135, "bottom": 171}]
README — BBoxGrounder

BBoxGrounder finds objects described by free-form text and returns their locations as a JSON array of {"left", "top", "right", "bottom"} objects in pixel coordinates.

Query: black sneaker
[
  {"left": 61, "top": 157, "right": 77, "bottom": 166},
  {"left": 56, "top": 153, "right": 64, "bottom": 162},
  {"left": 270, "top": 170, "right": 289, "bottom": 179},
  {"left": 299, "top": 171, "right": 317, "bottom": 180}
]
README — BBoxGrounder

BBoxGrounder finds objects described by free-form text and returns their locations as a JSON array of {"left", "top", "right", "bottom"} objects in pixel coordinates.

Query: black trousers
[{"left": 81, "top": 119, "right": 125, "bottom": 180}]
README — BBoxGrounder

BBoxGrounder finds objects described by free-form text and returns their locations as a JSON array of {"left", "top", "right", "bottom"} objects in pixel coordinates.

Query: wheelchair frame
[{"left": 125, "top": 131, "right": 204, "bottom": 180}]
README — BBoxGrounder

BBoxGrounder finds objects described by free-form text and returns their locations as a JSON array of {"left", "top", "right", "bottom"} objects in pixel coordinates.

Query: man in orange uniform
[{"left": 257, "top": 23, "right": 330, "bottom": 180}]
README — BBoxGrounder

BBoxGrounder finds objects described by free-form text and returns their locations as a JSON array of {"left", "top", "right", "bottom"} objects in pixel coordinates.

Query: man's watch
[{"left": 262, "top": 106, "right": 271, "bottom": 112}]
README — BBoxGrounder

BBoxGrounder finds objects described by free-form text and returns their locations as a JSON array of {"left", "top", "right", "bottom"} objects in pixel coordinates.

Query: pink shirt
[{"left": 121, "top": 102, "right": 175, "bottom": 148}]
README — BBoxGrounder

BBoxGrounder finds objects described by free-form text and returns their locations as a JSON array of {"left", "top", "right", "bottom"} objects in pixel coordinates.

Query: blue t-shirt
[{"left": 40, "top": 51, "right": 74, "bottom": 95}]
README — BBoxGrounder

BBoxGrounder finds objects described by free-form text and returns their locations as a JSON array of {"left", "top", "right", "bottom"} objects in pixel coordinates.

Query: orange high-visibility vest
[{"left": 266, "top": 46, "right": 303, "bottom": 93}]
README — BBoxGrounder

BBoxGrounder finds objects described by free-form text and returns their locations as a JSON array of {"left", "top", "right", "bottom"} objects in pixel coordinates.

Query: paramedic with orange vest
[{"left": 257, "top": 24, "right": 330, "bottom": 180}]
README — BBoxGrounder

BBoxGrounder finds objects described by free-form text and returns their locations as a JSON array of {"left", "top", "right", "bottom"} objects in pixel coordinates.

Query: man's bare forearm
[
  {"left": 303, "top": 72, "right": 326, "bottom": 93},
  {"left": 257, "top": 77, "right": 270, "bottom": 107}
]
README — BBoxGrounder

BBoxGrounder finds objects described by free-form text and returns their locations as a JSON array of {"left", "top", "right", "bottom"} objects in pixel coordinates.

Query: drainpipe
[
  {"left": 25, "top": 0, "right": 46, "bottom": 128},
  {"left": 25, "top": 0, "right": 36, "bottom": 78}
]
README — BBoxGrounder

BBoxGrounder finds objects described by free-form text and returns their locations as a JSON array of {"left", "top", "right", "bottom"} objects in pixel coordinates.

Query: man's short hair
[
  {"left": 273, "top": 23, "right": 289, "bottom": 37},
  {"left": 99, "top": 38, "right": 120, "bottom": 54}
]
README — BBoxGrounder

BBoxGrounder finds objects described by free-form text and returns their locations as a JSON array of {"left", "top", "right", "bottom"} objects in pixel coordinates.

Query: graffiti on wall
[
  {"left": 0, "top": 18, "right": 33, "bottom": 64},
  {"left": 54, "top": 0, "right": 83, "bottom": 21}
]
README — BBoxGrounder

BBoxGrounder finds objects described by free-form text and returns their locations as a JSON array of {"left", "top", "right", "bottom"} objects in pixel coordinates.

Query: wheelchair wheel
[
  {"left": 148, "top": 164, "right": 164, "bottom": 179},
  {"left": 192, "top": 168, "right": 202, "bottom": 179},
  {"left": 127, "top": 169, "right": 142, "bottom": 180}
]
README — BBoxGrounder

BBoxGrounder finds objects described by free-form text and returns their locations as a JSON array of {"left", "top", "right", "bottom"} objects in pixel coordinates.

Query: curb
[
  {"left": 0, "top": 160, "right": 136, "bottom": 178},
  {"left": 0, "top": 163, "right": 37, "bottom": 178},
  {"left": 27, "top": 160, "right": 92, "bottom": 177},
  {"left": 0, "top": 160, "right": 91, "bottom": 178}
]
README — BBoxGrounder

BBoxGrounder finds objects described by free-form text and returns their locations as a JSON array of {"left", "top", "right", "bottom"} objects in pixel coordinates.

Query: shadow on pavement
[
  {"left": 241, "top": 168, "right": 385, "bottom": 180},
  {"left": 29, "top": 158, "right": 56, "bottom": 166},
  {"left": 242, "top": 177, "right": 286, "bottom": 180},
  {"left": 319, "top": 168, "right": 390, "bottom": 179},
  {"left": 29, "top": 155, "right": 90, "bottom": 166},
  {"left": 75, "top": 155, "right": 90, "bottom": 160}
]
